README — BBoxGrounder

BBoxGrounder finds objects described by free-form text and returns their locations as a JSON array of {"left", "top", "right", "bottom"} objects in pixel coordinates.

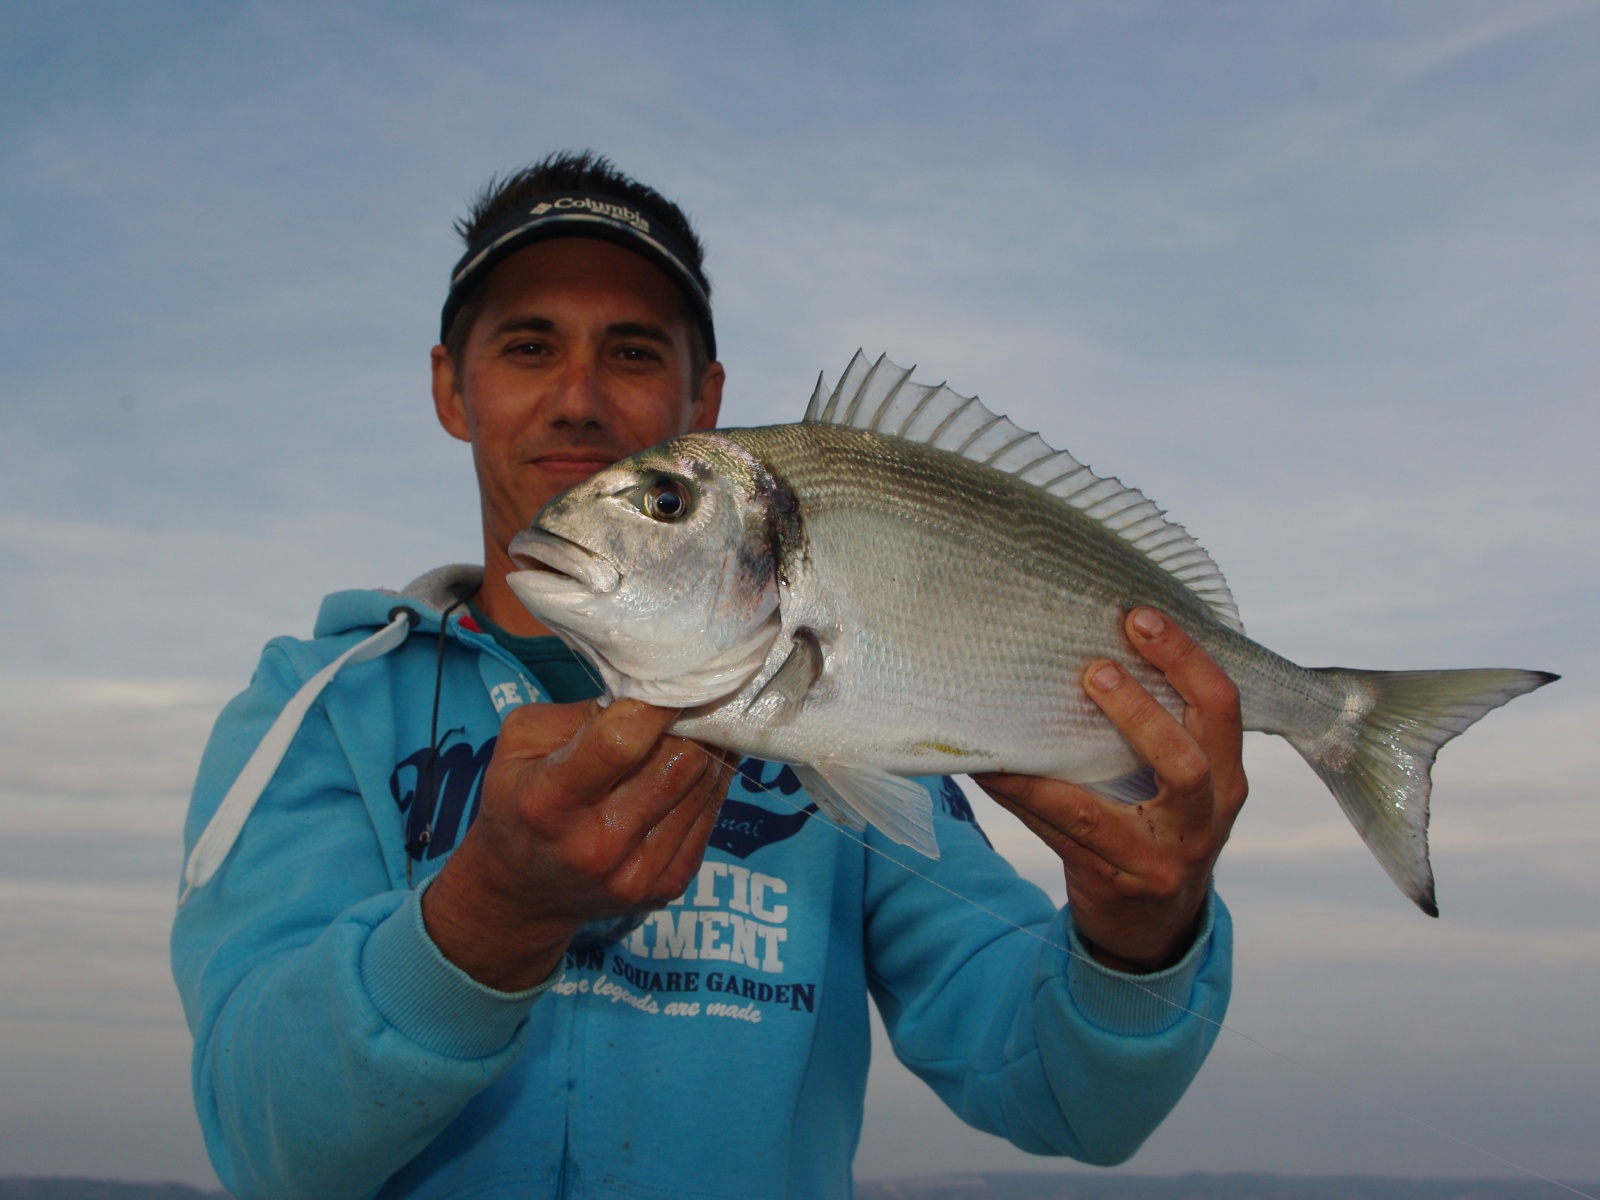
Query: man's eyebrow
[
  {"left": 491, "top": 316, "right": 556, "bottom": 336},
  {"left": 606, "top": 321, "right": 674, "bottom": 346},
  {"left": 487, "top": 317, "right": 674, "bottom": 346}
]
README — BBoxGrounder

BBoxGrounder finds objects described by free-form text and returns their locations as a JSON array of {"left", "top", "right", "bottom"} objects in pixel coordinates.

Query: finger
[
  {"left": 975, "top": 772, "right": 1145, "bottom": 874},
  {"left": 1124, "top": 609, "right": 1242, "bottom": 737},
  {"left": 593, "top": 734, "right": 737, "bottom": 853},
  {"left": 656, "top": 754, "right": 732, "bottom": 887},
  {"left": 600, "top": 737, "right": 721, "bottom": 837},
  {"left": 607, "top": 752, "right": 731, "bottom": 902},
  {"left": 699, "top": 743, "right": 742, "bottom": 776},
  {"left": 978, "top": 772, "right": 1103, "bottom": 846},
  {"left": 979, "top": 780, "right": 1203, "bottom": 908},
  {"left": 1081, "top": 660, "right": 1212, "bottom": 804},
  {"left": 542, "top": 699, "right": 684, "bottom": 803},
  {"left": 496, "top": 700, "right": 595, "bottom": 761},
  {"left": 670, "top": 785, "right": 728, "bottom": 881},
  {"left": 1124, "top": 608, "right": 1247, "bottom": 815}
]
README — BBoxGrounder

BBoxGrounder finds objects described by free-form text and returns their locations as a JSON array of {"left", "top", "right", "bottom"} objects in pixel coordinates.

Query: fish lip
[{"left": 508, "top": 527, "right": 622, "bottom": 594}]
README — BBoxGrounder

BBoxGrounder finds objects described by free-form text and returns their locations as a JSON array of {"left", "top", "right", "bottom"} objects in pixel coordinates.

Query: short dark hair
[{"left": 444, "top": 151, "right": 713, "bottom": 378}]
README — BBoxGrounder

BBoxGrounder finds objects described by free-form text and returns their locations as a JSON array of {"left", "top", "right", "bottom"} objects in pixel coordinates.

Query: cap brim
[{"left": 441, "top": 201, "right": 715, "bottom": 359}]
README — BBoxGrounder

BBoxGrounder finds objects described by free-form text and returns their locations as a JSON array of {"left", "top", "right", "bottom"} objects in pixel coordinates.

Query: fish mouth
[{"left": 508, "top": 527, "right": 622, "bottom": 594}]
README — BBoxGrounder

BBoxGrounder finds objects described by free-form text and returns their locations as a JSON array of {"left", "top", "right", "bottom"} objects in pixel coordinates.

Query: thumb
[{"left": 496, "top": 699, "right": 599, "bottom": 761}]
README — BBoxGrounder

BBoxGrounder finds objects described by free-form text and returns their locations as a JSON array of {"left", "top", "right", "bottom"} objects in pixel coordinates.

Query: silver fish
[{"left": 507, "top": 352, "right": 1555, "bottom": 915}]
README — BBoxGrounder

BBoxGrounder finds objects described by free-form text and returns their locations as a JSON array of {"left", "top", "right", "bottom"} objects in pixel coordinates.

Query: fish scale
[
  {"left": 713, "top": 422, "right": 1185, "bottom": 779},
  {"left": 507, "top": 353, "right": 1556, "bottom": 914}
]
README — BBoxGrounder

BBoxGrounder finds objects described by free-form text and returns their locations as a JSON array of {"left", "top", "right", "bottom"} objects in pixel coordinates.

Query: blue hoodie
[{"left": 171, "top": 566, "right": 1232, "bottom": 1200}]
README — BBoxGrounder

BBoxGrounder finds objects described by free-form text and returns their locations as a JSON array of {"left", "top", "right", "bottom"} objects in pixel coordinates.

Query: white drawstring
[{"left": 179, "top": 609, "right": 416, "bottom": 906}]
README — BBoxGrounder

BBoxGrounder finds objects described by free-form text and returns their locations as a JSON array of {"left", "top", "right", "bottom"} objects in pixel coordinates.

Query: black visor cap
[{"left": 440, "top": 192, "right": 715, "bottom": 360}]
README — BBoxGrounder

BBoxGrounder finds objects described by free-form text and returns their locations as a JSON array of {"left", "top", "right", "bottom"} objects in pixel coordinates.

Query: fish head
[{"left": 507, "top": 431, "right": 794, "bottom": 707}]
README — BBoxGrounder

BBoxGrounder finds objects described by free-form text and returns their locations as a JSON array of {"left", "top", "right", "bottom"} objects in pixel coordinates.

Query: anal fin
[
  {"left": 1086, "top": 767, "right": 1159, "bottom": 804},
  {"left": 793, "top": 762, "right": 940, "bottom": 859}
]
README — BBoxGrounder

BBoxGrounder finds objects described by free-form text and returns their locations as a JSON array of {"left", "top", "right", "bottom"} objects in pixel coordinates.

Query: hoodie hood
[{"left": 312, "top": 565, "right": 485, "bottom": 639}]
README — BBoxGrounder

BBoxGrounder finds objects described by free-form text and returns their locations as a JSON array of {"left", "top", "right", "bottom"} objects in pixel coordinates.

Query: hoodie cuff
[
  {"left": 1060, "top": 888, "right": 1216, "bottom": 1037},
  {"left": 361, "top": 883, "right": 559, "bottom": 1059}
]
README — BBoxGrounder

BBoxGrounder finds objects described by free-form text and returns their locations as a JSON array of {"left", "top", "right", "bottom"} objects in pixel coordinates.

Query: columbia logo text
[{"left": 529, "top": 197, "right": 650, "bottom": 232}]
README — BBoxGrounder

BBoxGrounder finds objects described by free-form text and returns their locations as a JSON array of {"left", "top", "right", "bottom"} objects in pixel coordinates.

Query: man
[{"left": 172, "top": 152, "right": 1245, "bottom": 1199}]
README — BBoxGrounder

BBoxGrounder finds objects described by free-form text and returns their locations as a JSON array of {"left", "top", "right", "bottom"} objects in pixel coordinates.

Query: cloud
[
  {"left": 0, "top": 676, "right": 227, "bottom": 799},
  {"left": 2, "top": 0, "right": 1598, "bottom": 1187}
]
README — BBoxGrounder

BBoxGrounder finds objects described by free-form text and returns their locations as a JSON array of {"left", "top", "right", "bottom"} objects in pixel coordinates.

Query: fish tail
[{"left": 1287, "top": 666, "right": 1557, "bottom": 916}]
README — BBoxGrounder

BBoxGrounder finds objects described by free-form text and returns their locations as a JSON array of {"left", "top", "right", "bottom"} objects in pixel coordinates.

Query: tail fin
[{"left": 1289, "top": 667, "right": 1557, "bottom": 916}]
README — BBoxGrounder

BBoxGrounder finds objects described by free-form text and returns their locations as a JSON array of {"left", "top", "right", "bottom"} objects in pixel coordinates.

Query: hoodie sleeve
[
  {"left": 170, "top": 640, "right": 551, "bottom": 1200},
  {"left": 862, "top": 780, "right": 1231, "bottom": 1165}
]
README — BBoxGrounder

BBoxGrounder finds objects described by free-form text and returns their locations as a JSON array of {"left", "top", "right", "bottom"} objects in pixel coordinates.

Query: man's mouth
[
  {"left": 530, "top": 453, "right": 621, "bottom": 480},
  {"left": 508, "top": 528, "right": 621, "bottom": 593}
]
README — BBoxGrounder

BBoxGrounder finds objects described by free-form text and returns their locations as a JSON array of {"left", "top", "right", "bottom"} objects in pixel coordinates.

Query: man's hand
[
  {"left": 422, "top": 699, "right": 735, "bottom": 992},
  {"left": 974, "top": 607, "right": 1247, "bottom": 974}
]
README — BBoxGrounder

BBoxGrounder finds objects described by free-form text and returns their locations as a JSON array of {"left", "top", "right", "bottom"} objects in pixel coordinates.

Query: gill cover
[{"left": 507, "top": 433, "right": 796, "bottom": 707}]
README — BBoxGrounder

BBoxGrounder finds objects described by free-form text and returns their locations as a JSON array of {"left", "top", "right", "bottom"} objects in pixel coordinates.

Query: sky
[{"left": 1, "top": 0, "right": 1597, "bottom": 1190}]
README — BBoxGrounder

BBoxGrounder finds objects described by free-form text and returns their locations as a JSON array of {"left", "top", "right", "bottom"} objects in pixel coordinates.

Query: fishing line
[
  {"left": 723, "top": 756, "right": 1597, "bottom": 1200},
  {"left": 542, "top": 642, "right": 1591, "bottom": 1195}
]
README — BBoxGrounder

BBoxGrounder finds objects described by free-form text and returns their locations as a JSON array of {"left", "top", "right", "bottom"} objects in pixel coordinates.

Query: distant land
[
  {"left": 0, "top": 1184, "right": 225, "bottom": 1200},
  {"left": 3, "top": 1175, "right": 1596, "bottom": 1200},
  {"left": 856, "top": 1175, "right": 1597, "bottom": 1200}
]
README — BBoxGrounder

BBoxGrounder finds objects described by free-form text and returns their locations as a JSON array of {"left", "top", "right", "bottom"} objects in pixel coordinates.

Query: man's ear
[
  {"left": 690, "top": 361, "right": 725, "bottom": 432},
  {"left": 431, "top": 344, "right": 472, "bottom": 442}
]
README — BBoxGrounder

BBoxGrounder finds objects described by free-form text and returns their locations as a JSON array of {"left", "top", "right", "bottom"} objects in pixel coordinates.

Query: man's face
[{"left": 432, "top": 238, "right": 724, "bottom": 563}]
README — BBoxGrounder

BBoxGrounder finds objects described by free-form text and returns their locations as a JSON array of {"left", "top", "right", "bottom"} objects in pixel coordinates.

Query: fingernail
[
  {"left": 1088, "top": 663, "right": 1123, "bottom": 692},
  {"left": 1131, "top": 608, "right": 1165, "bottom": 638}
]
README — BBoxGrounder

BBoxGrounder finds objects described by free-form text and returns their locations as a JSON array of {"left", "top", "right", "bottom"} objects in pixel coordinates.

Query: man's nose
[{"left": 545, "top": 355, "right": 608, "bottom": 426}]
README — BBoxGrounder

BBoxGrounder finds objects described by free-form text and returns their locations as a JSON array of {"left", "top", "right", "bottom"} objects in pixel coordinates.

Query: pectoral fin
[
  {"left": 793, "top": 762, "right": 940, "bottom": 859},
  {"left": 744, "top": 628, "right": 823, "bottom": 723}
]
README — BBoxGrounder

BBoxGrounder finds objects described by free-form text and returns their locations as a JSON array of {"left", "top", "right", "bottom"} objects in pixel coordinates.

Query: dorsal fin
[{"left": 805, "top": 351, "right": 1245, "bottom": 633}]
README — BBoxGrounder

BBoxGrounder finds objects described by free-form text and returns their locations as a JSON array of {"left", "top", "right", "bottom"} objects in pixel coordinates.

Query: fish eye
[{"left": 642, "top": 478, "right": 693, "bottom": 522}]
